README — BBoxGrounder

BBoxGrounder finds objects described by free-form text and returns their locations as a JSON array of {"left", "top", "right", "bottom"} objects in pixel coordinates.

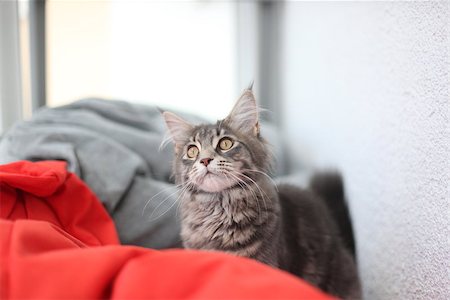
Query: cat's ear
[
  {"left": 225, "top": 89, "right": 260, "bottom": 136},
  {"left": 162, "top": 111, "right": 193, "bottom": 146}
]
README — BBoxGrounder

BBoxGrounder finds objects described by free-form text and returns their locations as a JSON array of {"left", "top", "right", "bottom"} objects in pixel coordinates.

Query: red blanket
[{"left": 0, "top": 160, "right": 332, "bottom": 299}]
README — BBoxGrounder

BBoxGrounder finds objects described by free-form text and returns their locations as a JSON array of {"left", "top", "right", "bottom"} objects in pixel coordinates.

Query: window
[
  {"left": 2, "top": 1, "right": 268, "bottom": 131},
  {"left": 46, "top": 1, "right": 240, "bottom": 120}
]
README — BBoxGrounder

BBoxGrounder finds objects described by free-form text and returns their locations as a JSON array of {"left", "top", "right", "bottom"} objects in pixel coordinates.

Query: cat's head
[{"left": 162, "top": 89, "right": 271, "bottom": 193}]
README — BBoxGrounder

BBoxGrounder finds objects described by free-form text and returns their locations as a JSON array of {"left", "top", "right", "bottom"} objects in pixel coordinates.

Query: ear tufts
[
  {"left": 247, "top": 80, "right": 254, "bottom": 91},
  {"left": 162, "top": 111, "right": 193, "bottom": 146},
  {"left": 225, "top": 89, "right": 259, "bottom": 135}
]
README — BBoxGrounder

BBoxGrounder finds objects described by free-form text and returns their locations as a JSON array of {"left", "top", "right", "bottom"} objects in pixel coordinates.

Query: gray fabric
[
  {"left": 0, "top": 98, "right": 290, "bottom": 249},
  {"left": 0, "top": 99, "right": 180, "bottom": 248}
]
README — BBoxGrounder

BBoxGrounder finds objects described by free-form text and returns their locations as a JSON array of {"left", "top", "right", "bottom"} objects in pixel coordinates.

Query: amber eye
[
  {"left": 218, "top": 138, "right": 234, "bottom": 151},
  {"left": 187, "top": 145, "right": 199, "bottom": 158}
]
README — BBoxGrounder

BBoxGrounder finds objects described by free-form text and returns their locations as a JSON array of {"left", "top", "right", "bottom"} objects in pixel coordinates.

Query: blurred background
[{"left": 0, "top": 0, "right": 448, "bottom": 299}]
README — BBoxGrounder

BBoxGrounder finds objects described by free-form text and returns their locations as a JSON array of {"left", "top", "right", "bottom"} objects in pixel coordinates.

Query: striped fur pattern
[{"left": 162, "top": 89, "right": 361, "bottom": 299}]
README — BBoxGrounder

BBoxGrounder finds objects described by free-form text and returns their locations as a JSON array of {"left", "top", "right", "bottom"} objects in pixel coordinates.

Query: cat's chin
[{"left": 197, "top": 173, "right": 235, "bottom": 193}]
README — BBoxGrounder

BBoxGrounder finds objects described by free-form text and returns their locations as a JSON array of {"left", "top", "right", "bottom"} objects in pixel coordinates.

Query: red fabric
[{"left": 0, "top": 160, "right": 333, "bottom": 299}]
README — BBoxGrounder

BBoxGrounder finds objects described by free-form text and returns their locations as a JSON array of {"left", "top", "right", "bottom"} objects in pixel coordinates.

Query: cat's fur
[{"left": 162, "top": 88, "right": 361, "bottom": 299}]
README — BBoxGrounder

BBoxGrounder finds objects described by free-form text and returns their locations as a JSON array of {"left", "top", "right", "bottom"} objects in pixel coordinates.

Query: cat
[{"left": 162, "top": 88, "right": 361, "bottom": 299}]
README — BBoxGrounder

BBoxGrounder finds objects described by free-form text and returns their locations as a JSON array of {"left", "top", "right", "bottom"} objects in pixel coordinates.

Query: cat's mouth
[
  {"left": 196, "top": 168, "right": 236, "bottom": 193},
  {"left": 202, "top": 170, "right": 220, "bottom": 180}
]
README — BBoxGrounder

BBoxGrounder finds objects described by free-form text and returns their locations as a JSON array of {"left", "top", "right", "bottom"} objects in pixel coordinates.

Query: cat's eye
[
  {"left": 187, "top": 145, "right": 199, "bottom": 158},
  {"left": 218, "top": 138, "right": 234, "bottom": 151}
]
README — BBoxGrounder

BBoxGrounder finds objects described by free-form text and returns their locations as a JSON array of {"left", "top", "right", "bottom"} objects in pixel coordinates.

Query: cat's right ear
[
  {"left": 224, "top": 89, "right": 260, "bottom": 136},
  {"left": 162, "top": 111, "right": 193, "bottom": 147}
]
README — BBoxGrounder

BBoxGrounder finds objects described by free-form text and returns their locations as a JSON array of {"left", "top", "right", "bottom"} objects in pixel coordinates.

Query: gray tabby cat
[{"left": 162, "top": 88, "right": 361, "bottom": 299}]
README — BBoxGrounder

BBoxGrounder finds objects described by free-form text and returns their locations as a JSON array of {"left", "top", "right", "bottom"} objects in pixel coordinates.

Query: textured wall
[{"left": 281, "top": 2, "right": 449, "bottom": 299}]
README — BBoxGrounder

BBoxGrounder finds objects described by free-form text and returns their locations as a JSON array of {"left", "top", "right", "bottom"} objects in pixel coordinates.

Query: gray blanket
[{"left": 0, "top": 99, "right": 290, "bottom": 249}]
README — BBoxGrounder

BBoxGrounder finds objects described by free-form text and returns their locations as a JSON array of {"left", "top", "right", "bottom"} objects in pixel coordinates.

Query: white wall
[{"left": 281, "top": 2, "right": 449, "bottom": 299}]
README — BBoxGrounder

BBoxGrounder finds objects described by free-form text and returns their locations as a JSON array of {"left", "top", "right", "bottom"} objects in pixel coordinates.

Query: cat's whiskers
[
  {"left": 224, "top": 170, "right": 263, "bottom": 221},
  {"left": 220, "top": 170, "right": 234, "bottom": 192},
  {"left": 221, "top": 170, "right": 252, "bottom": 206},
  {"left": 191, "top": 166, "right": 206, "bottom": 186},
  {"left": 142, "top": 183, "right": 184, "bottom": 216},
  {"left": 146, "top": 179, "right": 195, "bottom": 222},
  {"left": 223, "top": 170, "right": 253, "bottom": 203},
  {"left": 175, "top": 182, "right": 195, "bottom": 218},
  {"left": 216, "top": 165, "right": 235, "bottom": 184},
  {"left": 146, "top": 188, "right": 182, "bottom": 222},
  {"left": 226, "top": 171, "right": 257, "bottom": 205},
  {"left": 242, "top": 168, "right": 279, "bottom": 192},
  {"left": 235, "top": 171, "right": 270, "bottom": 214}
]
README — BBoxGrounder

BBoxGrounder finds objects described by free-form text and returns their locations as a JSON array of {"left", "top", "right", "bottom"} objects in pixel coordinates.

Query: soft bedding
[
  {"left": 0, "top": 160, "right": 332, "bottom": 299},
  {"left": 0, "top": 99, "right": 290, "bottom": 249}
]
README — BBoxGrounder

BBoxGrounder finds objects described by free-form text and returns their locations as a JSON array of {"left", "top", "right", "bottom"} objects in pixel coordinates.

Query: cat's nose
[{"left": 200, "top": 158, "right": 213, "bottom": 166}]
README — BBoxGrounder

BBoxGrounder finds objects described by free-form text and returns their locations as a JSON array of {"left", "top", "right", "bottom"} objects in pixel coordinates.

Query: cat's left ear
[
  {"left": 225, "top": 89, "right": 260, "bottom": 136},
  {"left": 162, "top": 111, "right": 194, "bottom": 147}
]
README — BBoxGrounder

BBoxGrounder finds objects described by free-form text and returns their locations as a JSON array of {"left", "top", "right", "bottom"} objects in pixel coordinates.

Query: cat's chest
[
  {"left": 180, "top": 192, "right": 261, "bottom": 248},
  {"left": 182, "top": 192, "right": 260, "bottom": 227}
]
